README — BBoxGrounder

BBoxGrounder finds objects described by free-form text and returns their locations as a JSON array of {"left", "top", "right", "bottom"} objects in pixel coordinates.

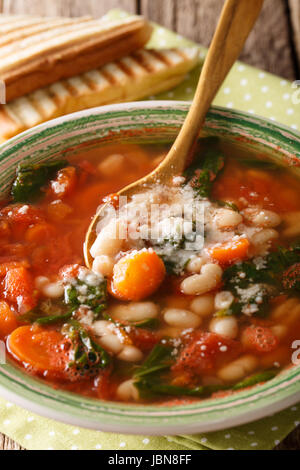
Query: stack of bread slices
[{"left": 0, "top": 14, "right": 200, "bottom": 142}]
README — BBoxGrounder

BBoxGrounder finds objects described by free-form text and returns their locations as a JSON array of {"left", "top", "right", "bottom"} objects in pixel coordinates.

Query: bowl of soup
[{"left": 0, "top": 101, "right": 299, "bottom": 435}]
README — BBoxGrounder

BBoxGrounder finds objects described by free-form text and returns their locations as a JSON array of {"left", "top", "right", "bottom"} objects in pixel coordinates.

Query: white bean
[
  {"left": 116, "top": 379, "right": 139, "bottom": 402},
  {"left": 117, "top": 345, "right": 143, "bottom": 362},
  {"left": 218, "top": 355, "right": 258, "bottom": 383},
  {"left": 42, "top": 281, "right": 64, "bottom": 299},
  {"left": 164, "top": 308, "right": 202, "bottom": 328},
  {"left": 98, "top": 154, "right": 125, "bottom": 177},
  {"left": 251, "top": 229, "right": 278, "bottom": 246},
  {"left": 209, "top": 316, "right": 239, "bottom": 339},
  {"left": 281, "top": 212, "right": 300, "bottom": 238},
  {"left": 186, "top": 256, "right": 206, "bottom": 273},
  {"left": 215, "top": 291, "right": 234, "bottom": 310},
  {"left": 244, "top": 208, "right": 281, "bottom": 228},
  {"left": 99, "top": 334, "right": 123, "bottom": 355},
  {"left": 271, "top": 298, "right": 298, "bottom": 321},
  {"left": 181, "top": 264, "right": 223, "bottom": 296},
  {"left": 190, "top": 295, "right": 215, "bottom": 317},
  {"left": 90, "top": 219, "right": 125, "bottom": 258},
  {"left": 110, "top": 302, "right": 159, "bottom": 323},
  {"left": 92, "top": 255, "right": 114, "bottom": 277},
  {"left": 202, "top": 376, "right": 224, "bottom": 386},
  {"left": 215, "top": 209, "right": 243, "bottom": 229},
  {"left": 271, "top": 324, "right": 288, "bottom": 341},
  {"left": 34, "top": 276, "right": 49, "bottom": 290},
  {"left": 92, "top": 320, "right": 114, "bottom": 337},
  {"left": 158, "top": 326, "right": 183, "bottom": 339}
]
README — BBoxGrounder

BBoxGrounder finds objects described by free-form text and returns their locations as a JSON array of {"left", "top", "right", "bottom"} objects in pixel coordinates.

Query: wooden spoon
[{"left": 84, "top": 0, "right": 264, "bottom": 268}]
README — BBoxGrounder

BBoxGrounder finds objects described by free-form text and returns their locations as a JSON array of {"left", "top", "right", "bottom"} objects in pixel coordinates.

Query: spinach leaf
[
  {"left": 185, "top": 150, "right": 225, "bottom": 199},
  {"left": 132, "top": 318, "right": 160, "bottom": 330},
  {"left": 35, "top": 310, "right": 73, "bottom": 325},
  {"left": 134, "top": 344, "right": 174, "bottom": 379},
  {"left": 133, "top": 342, "right": 278, "bottom": 399},
  {"left": 135, "top": 379, "right": 226, "bottom": 399},
  {"left": 135, "top": 369, "right": 278, "bottom": 399},
  {"left": 11, "top": 159, "right": 67, "bottom": 202},
  {"left": 66, "top": 321, "right": 111, "bottom": 373},
  {"left": 222, "top": 242, "right": 300, "bottom": 318},
  {"left": 19, "top": 299, "right": 74, "bottom": 325},
  {"left": 233, "top": 369, "right": 277, "bottom": 390},
  {"left": 239, "top": 158, "right": 279, "bottom": 171},
  {"left": 216, "top": 200, "right": 239, "bottom": 212},
  {"left": 184, "top": 137, "right": 225, "bottom": 199},
  {"left": 64, "top": 277, "right": 107, "bottom": 319}
]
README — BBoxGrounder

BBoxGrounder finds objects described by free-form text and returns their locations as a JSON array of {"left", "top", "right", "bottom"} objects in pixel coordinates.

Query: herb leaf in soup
[
  {"left": 134, "top": 344, "right": 174, "bottom": 378},
  {"left": 239, "top": 157, "right": 279, "bottom": 171},
  {"left": 64, "top": 275, "right": 107, "bottom": 319},
  {"left": 66, "top": 321, "right": 111, "bottom": 374},
  {"left": 232, "top": 369, "right": 277, "bottom": 391},
  {"left": 185, "top": 138, "right": 225, "bottom": 199},
  {"left": 11, "top": 159, "right": 67, "bottom": 202},
  {"left": 223, "top": 241, "right": 300, "bottom": 317}
]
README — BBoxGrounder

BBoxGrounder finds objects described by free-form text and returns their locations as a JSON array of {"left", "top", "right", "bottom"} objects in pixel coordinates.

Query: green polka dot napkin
[{"left": 0, "top": 9, "right": 299, "bottom": 451}]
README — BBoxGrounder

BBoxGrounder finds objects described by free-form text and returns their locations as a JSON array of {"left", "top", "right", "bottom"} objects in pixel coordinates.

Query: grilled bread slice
[
  {"left": 0, "top": 15, "right": 153, "bottom": 102},
  {"left": 0, "top": 47, "right": 199, "bottom": 141}
]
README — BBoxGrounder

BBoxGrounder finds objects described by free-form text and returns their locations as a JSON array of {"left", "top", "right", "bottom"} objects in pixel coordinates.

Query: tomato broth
[{"left": 1, "top": 138, "right": 300, "bottom": 403}]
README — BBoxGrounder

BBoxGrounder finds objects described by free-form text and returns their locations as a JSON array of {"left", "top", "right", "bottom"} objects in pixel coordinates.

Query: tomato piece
[
  {"left": 25, "top": 223, "right": 56, "bottom": 244},
  {"left": 0, "top": 301, "right": 18, "bottom": 338},
  {"left": 77, "top": 160, "right": 96, "bottom": 175},
  {"left": 0, "top": 204, "right": 44, "bottom": 239},
  {"left": 4, "top": 267, "right": 36, "bottom": 313},
  {"left": 31, "top": 234, "right": 75, "bottom": 275},
  {"left": 112, "top": 250, "right": 166, "bottom": 301},
  {"left": 47, "top": 201, "right": 73, "bottom": 221},
  {"left": 282, "top": 263, "right": 300, "bottom": 291},
  {"left": 172, "top": 331, "right": 241, "bottom": 376},
  {"left": 210, "top": 238, "right": 250, "bottom": 265},
  {"left": 59, "top": 263, "right": 81, "bottom": 281},
  {"left": 0, "top": 220, "right": 11, "bottom": 241},
  {"left": 8, "top": 326, "right": 67, "bottom": 377},
  {"left": 243, "top": 326, "right": 278, "bottom": 354},
  {"left": 50, "top": 167, "right": 77, "bottom": 199},
  {"left": 95, "top": 370, "right": 114, "bottom": 400},
  {"left": 128, "top": 328, "right": 159, "bottom": 353}
]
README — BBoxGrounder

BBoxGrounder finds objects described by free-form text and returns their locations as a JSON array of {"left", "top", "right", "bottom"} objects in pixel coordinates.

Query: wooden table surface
[{"left": 0, "top": 0, "right": 299, "bottom": 451}]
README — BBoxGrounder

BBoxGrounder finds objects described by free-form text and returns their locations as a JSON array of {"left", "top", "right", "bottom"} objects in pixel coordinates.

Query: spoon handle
[{"left": 159, "top": 0, "right": 264, "bottom": 177}]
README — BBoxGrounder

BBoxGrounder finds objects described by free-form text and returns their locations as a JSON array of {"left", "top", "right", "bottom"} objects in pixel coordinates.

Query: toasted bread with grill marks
[
  {"left": 0, "top": 47, "right": 199, "bottom": 141},
  {"left": 0, "top": 15, "right": 153, "bottom": 102}
]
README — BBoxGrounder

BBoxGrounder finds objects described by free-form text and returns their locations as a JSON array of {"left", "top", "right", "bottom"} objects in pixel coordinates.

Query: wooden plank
[
  {"left": 67, "top": 0, "right": 137, "bottom": 18},
  {"left": 140, "top": 0, "right": 176, "bottom": 30},
  {"left": 289, "top": 0, "right": 300, "bottom": 65},
  {"left": 141, "top": 0, "right": 296, "bottom": 80},
  {"left": 1, "top": 0, "right": 137, "bottom": 17}
]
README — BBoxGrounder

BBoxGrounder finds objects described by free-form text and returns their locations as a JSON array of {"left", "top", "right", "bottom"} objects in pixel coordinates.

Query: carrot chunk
[
  {"left": 0, "top": 301, "right": 18, "bottom": 338},
  {"left": 0, "top": 260, "right": 30, "bottom": 278},
  {"left": 8, "top": 326, "right": 66, "bottom": 375},
  {"left": 112, "top": 250, "right": 166, "bottom": 301},
  {"left": 4, "top": 267, "right": 36, "bottom": 313},
  {"left": 210, "top": 238, "right": 250, "bottom": 265}
]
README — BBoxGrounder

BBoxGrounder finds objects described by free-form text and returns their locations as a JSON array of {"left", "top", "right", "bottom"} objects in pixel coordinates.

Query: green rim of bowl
[{"left": 0, "top": 101, "right": 299, "bottom": 435}]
